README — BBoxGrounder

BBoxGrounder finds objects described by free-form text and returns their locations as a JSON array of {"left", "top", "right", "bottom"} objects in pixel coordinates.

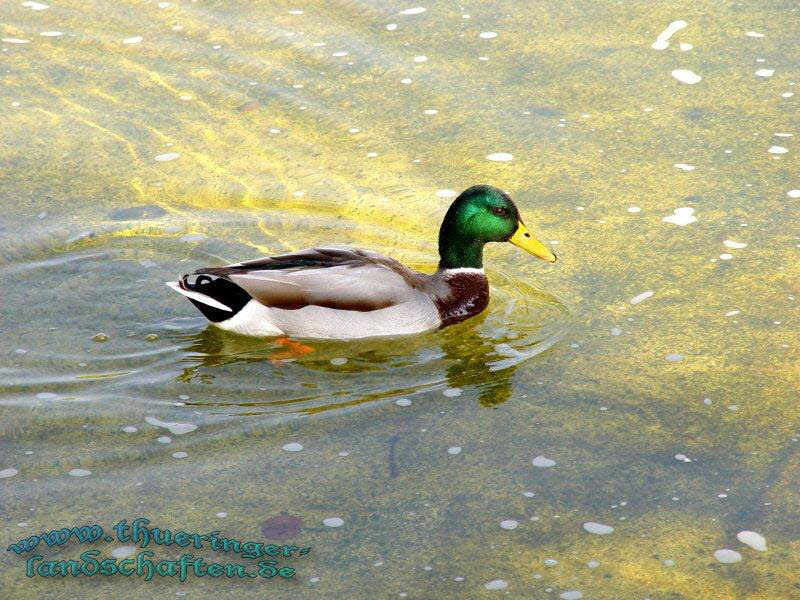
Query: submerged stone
[
  {"left": 714, "top": 549, "right": 742, "bottom": 563},
  {"left": 583, "top": 522, "right": 614, "bottom": 534},
  {"left": 260, "top": 515, "right": 302, "bottom": 539},
  {"left": 532, "top": 456, "right": 556, "bottom": 468},
  {"left": 737, "top": 531, "right": 767, "bottom": 551},
  {"left": 484, "top": 579, "right": 508, "bottom": 590}
]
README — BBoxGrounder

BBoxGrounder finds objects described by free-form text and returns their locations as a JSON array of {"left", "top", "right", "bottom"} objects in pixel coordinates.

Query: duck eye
[
  {"left": 492, "top": 207, "right": 508, "bottom": 217},
  {"left": 195, "top": 275, "right": 213, "bottom": 286}
]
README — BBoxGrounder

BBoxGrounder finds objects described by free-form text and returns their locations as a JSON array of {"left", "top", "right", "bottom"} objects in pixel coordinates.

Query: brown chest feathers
[{"left": 433, "top": 271, "right": 490, "bottom": 328}]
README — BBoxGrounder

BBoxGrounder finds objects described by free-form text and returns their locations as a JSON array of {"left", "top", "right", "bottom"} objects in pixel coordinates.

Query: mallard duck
[{"left": 167, "top": 185, "right": 556, "bottom": 339}]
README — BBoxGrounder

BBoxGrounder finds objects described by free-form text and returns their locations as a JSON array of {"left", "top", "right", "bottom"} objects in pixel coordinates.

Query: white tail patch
[{"left": 165, "top": 281, "right": 232, "bottom": 312}]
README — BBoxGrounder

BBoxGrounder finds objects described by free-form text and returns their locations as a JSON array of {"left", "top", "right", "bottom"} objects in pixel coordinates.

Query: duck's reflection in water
[{"left": 173, "top": 302, "right": 563, "bottom": 414}]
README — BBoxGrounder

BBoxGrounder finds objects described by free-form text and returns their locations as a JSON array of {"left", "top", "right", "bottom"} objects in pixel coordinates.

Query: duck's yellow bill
[{"left": 509, "top": 222, "right": 557, "bottom": 263}]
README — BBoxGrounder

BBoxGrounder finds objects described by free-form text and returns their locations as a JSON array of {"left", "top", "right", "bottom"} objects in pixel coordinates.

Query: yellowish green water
[{"left": 1, "top": 0, "right": 799, "bottom": 598}]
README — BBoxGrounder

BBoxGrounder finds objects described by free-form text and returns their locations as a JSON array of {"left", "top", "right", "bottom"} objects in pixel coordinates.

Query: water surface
[{"left": 1, "top": 0, "right": 799, "bottom": 598}]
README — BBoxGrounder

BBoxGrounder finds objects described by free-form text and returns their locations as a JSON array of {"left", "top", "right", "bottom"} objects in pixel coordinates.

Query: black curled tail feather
[{"left": 180, "top": 272, "right": 252, "bottom": 323}]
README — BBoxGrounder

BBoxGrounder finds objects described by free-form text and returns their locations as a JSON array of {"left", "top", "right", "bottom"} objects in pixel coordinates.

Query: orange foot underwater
[{"left": 268, "top": 337, "right": 315, "bottom": 365}]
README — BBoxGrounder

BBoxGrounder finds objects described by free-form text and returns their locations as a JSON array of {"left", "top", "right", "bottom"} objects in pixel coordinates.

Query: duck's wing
[{"left": 196, "top": 246, "right": 427, "bottom": 312}]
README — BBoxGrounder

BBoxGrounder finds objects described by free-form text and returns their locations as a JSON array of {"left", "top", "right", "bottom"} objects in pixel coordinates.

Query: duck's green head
[{"left": 438, "top": 185, "right": 557, "bottom": 269}]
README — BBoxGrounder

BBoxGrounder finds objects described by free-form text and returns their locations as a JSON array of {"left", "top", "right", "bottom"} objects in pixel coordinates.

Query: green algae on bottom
[{"left": 1, "top": 0, "right": 800, "bottom": 598}]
